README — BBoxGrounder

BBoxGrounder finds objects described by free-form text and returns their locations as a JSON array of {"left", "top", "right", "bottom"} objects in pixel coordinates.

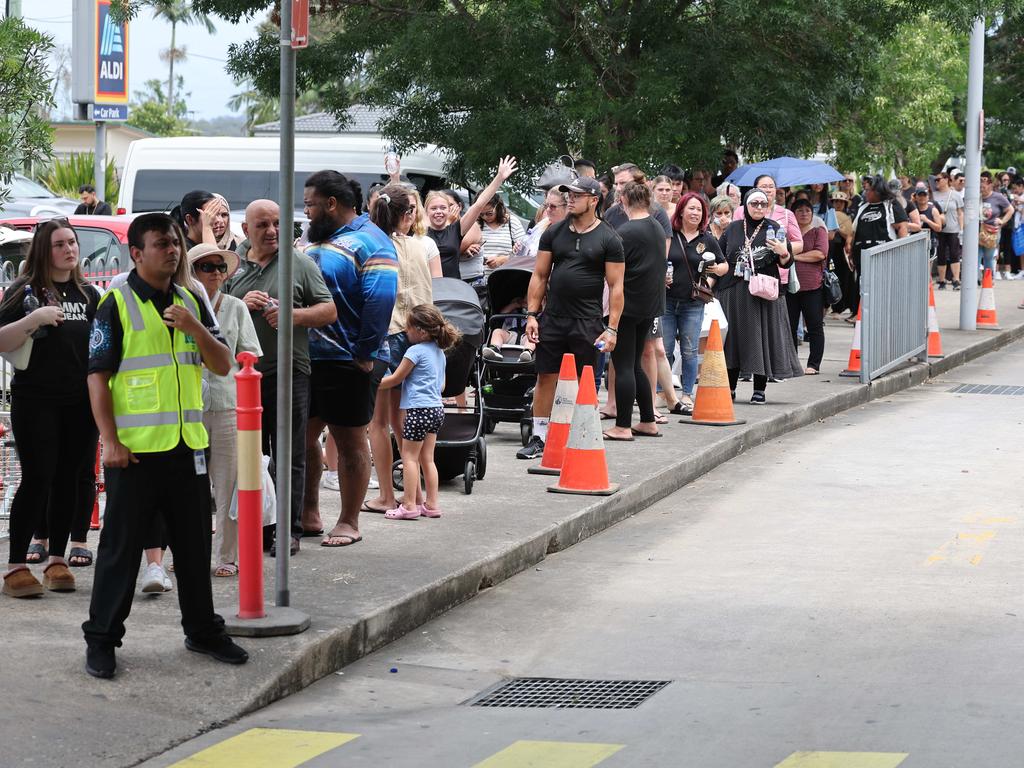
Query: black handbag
[
  {"left": 677, "top": 234, "right": 715, "bottom": 304},
  {"left": 821, "top": 260, "right": 842, "bottom": 305}
]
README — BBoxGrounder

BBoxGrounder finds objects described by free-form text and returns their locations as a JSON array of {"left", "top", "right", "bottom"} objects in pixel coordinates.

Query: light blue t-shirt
[{"left": 400, "top": 341, "right": 446, "bottom": 409}]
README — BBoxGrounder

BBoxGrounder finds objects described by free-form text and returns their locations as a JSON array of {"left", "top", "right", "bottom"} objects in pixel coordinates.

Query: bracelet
[
  {"left": 605, "top": 327, "right": 618, "bottom": 335},
  {"left": 526, "top": 311, "right": 540, "bottom": 318}
]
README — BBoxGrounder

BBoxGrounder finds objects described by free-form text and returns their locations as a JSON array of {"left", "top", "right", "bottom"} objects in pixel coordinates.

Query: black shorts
[
  {"left": 645, "top": 316, "right": 663, "bottom": 341},
  {"left": 309, "top": 359, "right": 385, "bottom": 428},
  {"left": 534, "top": 314, "right": 604, "bottom": 375},
  {"left": 936, "top": 232, "right": 962, "bottom": 265},
  {"left": 402, "top": 406, "right": 445, "bottom": 442}
]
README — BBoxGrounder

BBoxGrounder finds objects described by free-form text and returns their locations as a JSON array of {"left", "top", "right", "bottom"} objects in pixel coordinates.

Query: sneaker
[
  {"left": 162, "top": 569, "right": 173, "bottom": 591},
  {"left": 937, "top": 281, "right": 946, "bottom": 290},
  {"left": 516, "top": 434, "right": 545, "bottom": 460},
  {"left": 482, "top": 345, "right": 502, "bottom": 362},
  {"left": 368, "top": 475, "right": 380, "bottom": 490},
  {"left": 140, "top": 563, "right": 171, "bottom": 594},
  {"left": 750, "top": 391, "right": 766, "bottom": 405},
  {"left": 322, "top": 470, "right": 340, "bottom": 490},
  {"left": 952, "top": 280, "right": 961, "bottom": 291},
  {"left": 185, "top": 635, "right": 249, "bottom": 665},
  {"left": 740, "top": 374, "right": 752, "bottom": 382},
  {"left": 518, "top": 349, "right": 534, "bottom": 363},
  {"left": 996, "top": 270, "right": 1005, "bottom": 280},
  {"left": 85, "top": 643, "right": 116, "bottom": 679}
]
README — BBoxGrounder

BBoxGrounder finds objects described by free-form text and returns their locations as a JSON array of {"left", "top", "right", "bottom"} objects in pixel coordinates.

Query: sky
[{"left": 23, "top": 1, "right": 262, "bottom": 120}]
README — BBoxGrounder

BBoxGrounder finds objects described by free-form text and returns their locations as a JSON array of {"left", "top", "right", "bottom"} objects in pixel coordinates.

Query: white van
[{"left": 115, "top": 135, "right": 451, "bottom": 215}]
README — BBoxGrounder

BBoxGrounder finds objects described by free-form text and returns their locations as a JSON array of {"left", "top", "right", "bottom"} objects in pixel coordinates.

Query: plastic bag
[{"left": 228, "top": 454, "right": 276, "bottom": 527}]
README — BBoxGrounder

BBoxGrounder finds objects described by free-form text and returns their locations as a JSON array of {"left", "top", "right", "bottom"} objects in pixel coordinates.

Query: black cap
[{"left": 558, "top": 177, "right": 602, "bottom": 197}]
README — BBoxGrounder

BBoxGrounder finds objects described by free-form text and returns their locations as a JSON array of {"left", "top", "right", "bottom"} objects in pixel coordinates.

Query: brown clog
[
  {"left": 42, "top": 562, "right": 76, "bottom": 592},
  {"left": 2, "top": 568, "right": 44, "bottom": 598}
]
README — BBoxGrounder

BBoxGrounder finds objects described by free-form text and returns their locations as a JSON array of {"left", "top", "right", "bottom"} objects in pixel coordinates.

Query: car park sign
[{"left": 72, "top": 0, "right": 130, "bottom": 116}]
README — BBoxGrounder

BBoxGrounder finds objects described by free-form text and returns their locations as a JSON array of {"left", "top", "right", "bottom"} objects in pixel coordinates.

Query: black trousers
[
  {"left": 260, "top": 371, "right": 310, "bottom": 539},
  {"left": 34, "top": 452, "right": 98, "bottom": 546},
  {"left": 610, "top": 316, "right": 656, "bottom": 429},
  {"left": 7, "top": 396, "right": 97, "bottom": 563},
  {"left": 82, "top": 449, "right": 225, "bottom": 647},
  {"left": 729, "top": 369, "right": 767, "bottom": 393},
  {"left": 786, "top": 289, "right": 825, "bottom": 371}
]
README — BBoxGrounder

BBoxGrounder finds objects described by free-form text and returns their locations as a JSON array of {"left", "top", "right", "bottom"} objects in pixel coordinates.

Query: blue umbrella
[{"left": 725, "top": 156, "right": 845, "bottom": 188}]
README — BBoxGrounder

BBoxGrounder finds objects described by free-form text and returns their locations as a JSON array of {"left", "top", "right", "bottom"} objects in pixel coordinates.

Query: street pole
[
  {"left": 275, "top": 0, "right": 296, "bottom": 608},
  {"left": 94, "top": 120, "right": 106, "bottom": 201},
  {"left": 7, "top": 0, "right": 21, "bottom": 19},
  {"left": 960, "top": 15, "right": 985, "bottom": 330}
]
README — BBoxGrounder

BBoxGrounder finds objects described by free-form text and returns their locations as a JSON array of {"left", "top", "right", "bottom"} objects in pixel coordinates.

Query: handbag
[
  {"left": 1012, "top": 222, "right": 1024, "bottom": 257},
  {"left": 821, "top": 260, "right": 843, "bottom": 305},
  {"left": 676, "top": 234, "right": 715, "bottom": 304},
  {"left": 979, "top": 222, "right": 1000, "bottom": 249},
  {"left": 0, "top": 337, "right": 33, "bottom": 371},
  {"left": 787, "top": 263, "right": 801, "bottom": 294},
  {"left": 746, "top": 247, "right": 779, "bottom": 300}
]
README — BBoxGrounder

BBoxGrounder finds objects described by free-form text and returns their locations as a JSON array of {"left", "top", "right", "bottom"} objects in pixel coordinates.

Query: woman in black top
[
  {"left": 664, "top": 192, "right": 728, "bottom": 414},
  {"left": 716, "top": 189, "right": 804, "bottom": 404},
  {"left": 603, "top": 182, "right": 667, "bottom": 440},
  {"left": 844, "top": 174, "right": 909, "bottom": 316},
  {"left": 0, "top": 219, "right": 101, "bottom": 598},
  {"left": 424, "top": 157, "right": 518, "bottom": 280}
]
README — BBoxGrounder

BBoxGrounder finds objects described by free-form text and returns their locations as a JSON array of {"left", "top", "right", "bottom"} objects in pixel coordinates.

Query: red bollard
[
  {"left": 90, "top": 444, "right": 102, "bottom": 530},
  {"left": 235, "top": 351, "right": 265, "bottom": 619}
]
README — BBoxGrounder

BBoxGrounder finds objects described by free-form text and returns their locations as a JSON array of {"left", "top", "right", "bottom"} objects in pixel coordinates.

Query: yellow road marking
[
  {"left": 970, "top": 554, "right": 984, "bottom": 566},
  {"left": 775, "top": 752, "right": 908, "bottom": 768},
  {"left": 473, "top": 740, "right": 624, "bottom": 768},
  {"left": 956, "top": 531, "right": 995, "bottom": 542},
  {"left": 962, "top": 514, "right": 1016, "bottom": 525},
  {"left": 168, "top": 728, "right": 358, "bottom": 768}
]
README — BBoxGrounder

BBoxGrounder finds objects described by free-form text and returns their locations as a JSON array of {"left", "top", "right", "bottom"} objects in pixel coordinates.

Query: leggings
[
  {"left": 7, "top": 396, "right": 98, "bottom": 563},
  {"left": 728, "top": 369, "right": 767, "bottom": 394},
  {"left": 34, "top": 458, "right": 98, "bottom": 545},
  {"left": 786, "top": 289, "right": 825, "bottom": 371},
  {"left": 610, "top": 316, "right": 656, "bottom": 429}
]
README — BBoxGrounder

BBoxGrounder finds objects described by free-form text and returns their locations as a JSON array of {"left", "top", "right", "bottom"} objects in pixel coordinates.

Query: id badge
[{"left": 194, "top": 450, "right": 208, "bottom": 476}]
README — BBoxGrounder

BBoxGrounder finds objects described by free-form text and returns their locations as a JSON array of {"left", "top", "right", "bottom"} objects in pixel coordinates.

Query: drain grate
[
  {"left": 466, "top": 677, "right": 671, "bottom": 709},
  {"left": 948, "top": 383, "right": 1024, "bottom": 396}
]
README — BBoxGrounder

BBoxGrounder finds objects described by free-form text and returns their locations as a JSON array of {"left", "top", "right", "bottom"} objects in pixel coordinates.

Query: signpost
[{"left": 72, "top": 0, "right": 129, "bottom": 201}]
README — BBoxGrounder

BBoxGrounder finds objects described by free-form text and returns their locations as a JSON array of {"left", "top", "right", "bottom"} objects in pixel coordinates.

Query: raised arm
[{"left": 460, "top": 156, "right": 518, "bottom": 236}]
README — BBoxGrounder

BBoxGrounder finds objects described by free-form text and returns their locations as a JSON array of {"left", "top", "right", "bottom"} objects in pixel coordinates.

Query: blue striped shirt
[{"left": 306, "top": 214, "right": 398, "bottom": 362}]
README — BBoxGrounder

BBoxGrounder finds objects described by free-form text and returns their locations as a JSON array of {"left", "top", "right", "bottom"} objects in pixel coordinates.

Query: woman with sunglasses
[
  {"left": 716, "top": 189, "right": 804, "bottom": 404},
  {"left": 0, "top": 219, "right": 101, "bottom": 597},
  {"left": 187, "top": 243, "right": 261, "bottom": 577}
]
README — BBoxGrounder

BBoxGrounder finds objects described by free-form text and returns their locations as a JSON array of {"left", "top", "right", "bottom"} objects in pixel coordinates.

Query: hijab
[{"left": 743, "top": 189, "right": 770, "bottom": 226}]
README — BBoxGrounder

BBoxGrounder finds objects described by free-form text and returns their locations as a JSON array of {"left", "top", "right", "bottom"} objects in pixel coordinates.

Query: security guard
[{"left": 82, "top": 213, "right": 248, "bottom": 679}]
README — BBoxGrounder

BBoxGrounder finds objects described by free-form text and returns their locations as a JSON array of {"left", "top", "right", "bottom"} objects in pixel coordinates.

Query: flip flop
[
  {"left": 599, "top": 412, "right": 616, "bottom": 420},
  {"left": 301, "top": 528, "right": 325, "bottom": 537},
  {"left": 360, "top": 501, "right": 390, "bottom": 514},
  {"left": 630, "top": 427, "right": 663, "bottom": 438},
  {"left": 25, "top": 542, "right": 47, "bottom": 564},
  {"left": 804, "top": 368, "right": 820, "bottom": 375},
  {"left": 320, "top": 533, "right": 363, "bottom": 547},
  {"left": 602, "top": 430, "right": 634, "bottom": 442},
  {"left": 68, "top": 547, "right": 93, "bottom": 567},
  {"left": 214, "top": 563, "right": 238, "bottom": 577},
  {"left": 654, "top": 415, "right": 669, "bottom": 425}
]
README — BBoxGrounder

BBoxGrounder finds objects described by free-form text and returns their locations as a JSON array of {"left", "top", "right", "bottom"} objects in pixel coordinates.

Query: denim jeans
[
  {"left": 979, "top": 246, "right": 998, "bottom": 273},
  {"left": 662, "top": 297, "right": 705, "bottom": 396}
]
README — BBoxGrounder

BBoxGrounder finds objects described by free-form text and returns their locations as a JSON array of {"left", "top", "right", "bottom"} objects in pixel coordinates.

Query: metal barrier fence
[{"left": 859, "top": 231, "right": 930, "bottom": 384}]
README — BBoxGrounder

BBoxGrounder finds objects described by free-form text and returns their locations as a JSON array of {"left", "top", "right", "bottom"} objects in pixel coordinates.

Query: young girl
[{"left": 379, "top": 304, "right": 461, "bottom": 519}]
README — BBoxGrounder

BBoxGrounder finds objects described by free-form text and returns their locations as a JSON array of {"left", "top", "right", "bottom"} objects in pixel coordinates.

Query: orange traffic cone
[
  {"left": 927, "top": 281, "right": 943, "bottom": 357},
  {"left": 548, "top": 365, "right": 619, "bottom": 496},
  {"left": 839, "top": 305, "right": 862, "bottom": 377},
  {"left": 679, "top": 319, "right": 746, "bottom": 427},
  {"left": 976, "top": 268, "right": 1000, "bottom": 329},
  {"left": 529, "top": 353, "right": 578, "bottom": 476}
]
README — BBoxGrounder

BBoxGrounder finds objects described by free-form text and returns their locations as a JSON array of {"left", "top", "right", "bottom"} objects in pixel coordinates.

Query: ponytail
[{"left": 407, "top": 304, "right": 462, "bottom": 351}]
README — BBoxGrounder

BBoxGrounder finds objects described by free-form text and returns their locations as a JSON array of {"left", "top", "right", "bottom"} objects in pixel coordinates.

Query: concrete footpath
[{"left": 3, "top": 282, "right": 1024, "bottom": 768}]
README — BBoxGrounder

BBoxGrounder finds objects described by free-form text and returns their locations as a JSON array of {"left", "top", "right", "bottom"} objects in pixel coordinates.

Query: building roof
[{"left": 253, "top": 105, "right": 389, "bottom": 135}]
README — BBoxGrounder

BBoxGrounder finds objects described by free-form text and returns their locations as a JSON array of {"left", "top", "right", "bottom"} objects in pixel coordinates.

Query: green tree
[
  {"left": 983, "top": 14, "right": 1024, "bottom": 169},
  {"left": 128, "top": 78, "right": 192, "bottom": 136},
  {"left": 0, "top": 17, "right": 55, "bottom": 202},
  {"left": 141, "top": 0, "right": 216, "bottom": 116}
]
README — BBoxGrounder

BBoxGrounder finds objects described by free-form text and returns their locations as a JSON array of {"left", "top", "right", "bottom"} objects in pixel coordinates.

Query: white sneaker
[
  {"left": 141, "top": 563, "right": 171, "bottom": 594},
  {"left": 322, "top": 470, "right": 340, "bottom": 491},
  {"left": 995, "top": 270, "right": 1004, "bottom": 280},
  {"left": 368, "top": 475, "right": 380, "bottom": 490},
  {"left": 162, "top": 569, "right": 173, "bottom": 591}
]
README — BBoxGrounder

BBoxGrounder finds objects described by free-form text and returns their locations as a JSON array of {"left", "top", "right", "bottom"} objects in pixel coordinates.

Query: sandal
[
  {"left": 418, "top": 504, "right": 442, "bottom": 518},
  {"left": 25, "top": 542, "right": 47, "bottom": 564},
  {"left": 214, "top": 563, "right": 238, "bottom": 577},
  {"left": 68, "top": 547, "right": 93, "bottom": 567},
  {"left": 602, "top": 430, "right": 634, "bottom": 442},
  {"left": 384, "top": 503, "right": 421, "bottom": 520},
  {"left": 654, "top": 414, "right": 669, "bottom": 425}
]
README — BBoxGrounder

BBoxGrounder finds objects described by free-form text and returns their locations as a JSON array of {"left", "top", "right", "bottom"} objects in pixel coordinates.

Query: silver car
[{"left": 0, "top": 174, "right": 79, "bottom": 218}]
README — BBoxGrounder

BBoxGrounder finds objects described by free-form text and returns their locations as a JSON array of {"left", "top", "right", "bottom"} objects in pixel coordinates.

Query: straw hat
[{"left": 187, "top": 243, "right": 240, "bottom": 278}]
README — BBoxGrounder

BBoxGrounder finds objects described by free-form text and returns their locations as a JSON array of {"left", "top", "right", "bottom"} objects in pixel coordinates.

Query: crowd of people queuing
[{"left": 2, "top": 146, "right": 1022, "bottom": 681}]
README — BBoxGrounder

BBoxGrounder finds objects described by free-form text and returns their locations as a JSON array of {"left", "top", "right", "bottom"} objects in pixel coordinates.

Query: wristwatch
[{"left": 526, "top": 311, "right": 540, "bottom": 318}]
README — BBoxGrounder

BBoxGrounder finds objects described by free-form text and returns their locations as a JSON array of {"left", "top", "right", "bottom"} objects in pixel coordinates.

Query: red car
[{"left": 0, "top": 215, "right": 133, "bottom": 282}]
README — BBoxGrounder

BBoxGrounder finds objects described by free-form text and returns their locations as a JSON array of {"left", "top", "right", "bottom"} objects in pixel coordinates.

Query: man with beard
[
  {"left": 518, "top": 177, "right": 624, "bottom": 460},
  {"left": 302, "top": 171, "right": 397, "bottom": 547},
  {"left": 225, "top": 200, "right": 336, "bottom": 556}
]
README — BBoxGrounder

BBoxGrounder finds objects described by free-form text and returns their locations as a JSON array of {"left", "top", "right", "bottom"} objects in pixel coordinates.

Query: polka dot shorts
[{"left": 402, "top": 406, "right": 445, "bottom": 442}]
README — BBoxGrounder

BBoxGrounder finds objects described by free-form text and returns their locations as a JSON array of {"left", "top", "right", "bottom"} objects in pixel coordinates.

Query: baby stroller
[
  {"left": 393, "top": 278, "right": 487, "bottom": 495},
  {"left": 480, "top": 258, "right": 537, "bottom": 446}
]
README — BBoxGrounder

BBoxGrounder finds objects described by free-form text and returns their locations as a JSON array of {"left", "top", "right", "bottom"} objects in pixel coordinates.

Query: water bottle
[
  {"left": 23, "top": 285, "right": 47, "bottom": 339},
  {"left": 384, "top": 148, "right": 400, "bottom": 176},
  {"left": 666, "top": 262, "right": 674, "bottom": 283},
  {"left": 595, "top": 340, "right": 607, "bottom": 352}
]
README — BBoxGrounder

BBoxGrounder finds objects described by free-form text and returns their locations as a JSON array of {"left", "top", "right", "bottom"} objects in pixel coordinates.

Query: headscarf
[
  {"left": 743, "top": 189, "right": 770, "bottom": 226},
  {"left": 211, "top": 193, "right": 235, "bottom": 250}
]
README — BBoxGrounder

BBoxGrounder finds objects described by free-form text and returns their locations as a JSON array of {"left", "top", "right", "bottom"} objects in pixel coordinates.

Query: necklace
[{"left": 568, "top": 216, "right": 600, "bottom": 235}]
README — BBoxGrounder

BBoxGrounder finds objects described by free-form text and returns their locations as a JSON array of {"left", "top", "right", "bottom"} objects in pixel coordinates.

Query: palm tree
[{"left": 144, "top": 0, "right": 215, "bottom": 116}]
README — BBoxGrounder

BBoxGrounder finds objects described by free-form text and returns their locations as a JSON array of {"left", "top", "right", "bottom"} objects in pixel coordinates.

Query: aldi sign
[{"left": 72, "top": 0, "right": 130, "bottom": 107}]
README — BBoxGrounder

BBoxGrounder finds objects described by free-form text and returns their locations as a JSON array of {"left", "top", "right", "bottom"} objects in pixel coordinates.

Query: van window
[{"left": 131, "top": 170, "right": 445, "bottom": 213}]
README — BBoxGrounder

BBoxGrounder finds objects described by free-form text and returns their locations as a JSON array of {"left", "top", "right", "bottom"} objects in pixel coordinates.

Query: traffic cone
[
  {"left": 529, "top": 353, "right": 577, "bottom": 476},
  {"left": 839, "top": 306, "right": 862, "bottom": 377},
  {"left": 679, "top": 319, "right": 747, "bottom": 427},
  {"left": 976, "top": 268, "right": 1000, "bottom": 329},
  {"left": 927, "top": 281, "right": 943, "bottom": 357},
  {"left": 548, "top": 365, "right": 619, "bottom": 496}
]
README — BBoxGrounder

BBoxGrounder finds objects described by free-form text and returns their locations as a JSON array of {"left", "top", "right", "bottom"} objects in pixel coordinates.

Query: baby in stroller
[{"left": 482, "top": 296, "right": 535, "bottom": 363}]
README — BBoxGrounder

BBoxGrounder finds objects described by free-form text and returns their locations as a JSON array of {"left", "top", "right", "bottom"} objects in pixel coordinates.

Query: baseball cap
[
  {"left": 830, "top": 190, "right": 850, "bottom": 202},
  {"left": 1007, "top": 166, "right": 1018, "bottom": 176},
  {"left": 558, "top": 177, "right": 602, "bottom": 197},
  {"left": 913, "top": 183, "right": 929, "bottom": 195},
  {"left": 950, "top": 168, "right": 964, "bottom": 178}
]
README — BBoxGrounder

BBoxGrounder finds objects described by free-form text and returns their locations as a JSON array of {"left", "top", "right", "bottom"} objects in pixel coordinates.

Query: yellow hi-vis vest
[{"left": 104, "top": 282, "right": 208, "bottom": 453}]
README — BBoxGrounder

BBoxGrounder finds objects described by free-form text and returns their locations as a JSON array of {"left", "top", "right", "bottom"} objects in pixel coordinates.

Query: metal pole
[
  {"left": 8, "top": 0, "right": 21, "bottom": 19},
  {"left": 274, "top": 0, "right": 296, "bottom": 607},
  {"left": 960, "top": 15, "right": 985, "bottom": 330},
  {"left": 94, "top": 120, "right": 106, "bottom": 202}
]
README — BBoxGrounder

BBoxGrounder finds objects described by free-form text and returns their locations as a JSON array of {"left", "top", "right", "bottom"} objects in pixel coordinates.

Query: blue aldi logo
[{"left": 95, "top": 0, "right": 128, "bottom": 104}]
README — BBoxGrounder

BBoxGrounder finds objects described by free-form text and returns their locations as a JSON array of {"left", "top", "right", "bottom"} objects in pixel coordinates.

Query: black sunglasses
[{"left": 196, "top": 262, "right": 228, "bottom": 274}]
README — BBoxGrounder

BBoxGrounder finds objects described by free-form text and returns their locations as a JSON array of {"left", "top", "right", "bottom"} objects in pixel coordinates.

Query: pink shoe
[
  {"left": 418, "top": 504, "right": 442, "bottom": 518},
  {"left": 384, "top": 503, "right": 420, "bottom": 520}
]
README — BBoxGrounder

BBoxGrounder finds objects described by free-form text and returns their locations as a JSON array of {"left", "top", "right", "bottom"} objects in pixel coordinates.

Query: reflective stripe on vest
[{"left": 104, "top": 283, "right": 208, "bottom": 453}]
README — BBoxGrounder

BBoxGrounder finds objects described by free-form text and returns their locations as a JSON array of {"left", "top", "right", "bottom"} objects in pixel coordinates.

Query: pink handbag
[{"left": 748, "top": 272, "right": 779, "bottom": 300}]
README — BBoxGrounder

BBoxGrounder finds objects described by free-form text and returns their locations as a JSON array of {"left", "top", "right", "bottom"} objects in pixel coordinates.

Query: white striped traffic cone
[{"left": 548, "top": 365, "right": 619, "bottom": 496}]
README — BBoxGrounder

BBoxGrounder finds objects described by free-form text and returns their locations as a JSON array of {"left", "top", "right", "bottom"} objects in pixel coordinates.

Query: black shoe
[
  {"left": 85, "top": 643, "right": 116, "bottom": 679},
  {"left": 952, "top": 280, "right": 961, "bottom": 291},
  {"left": 750, "top": 391, "right": 766, "bottom": 405},
  {"left": 937, "top": 281, "right": 946, "bottom": 290},
  {"left": 740, "top": 374, "right": 752, "bottom": 382},
  {"left": 185, "top": 635, "right": 249, "bottom": 665},
  {"left": 516, "top": 435, "right": 545, "bottom": 459},
  {"left": 270, "top": 535, "right": 300, "bottom": 558}
]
